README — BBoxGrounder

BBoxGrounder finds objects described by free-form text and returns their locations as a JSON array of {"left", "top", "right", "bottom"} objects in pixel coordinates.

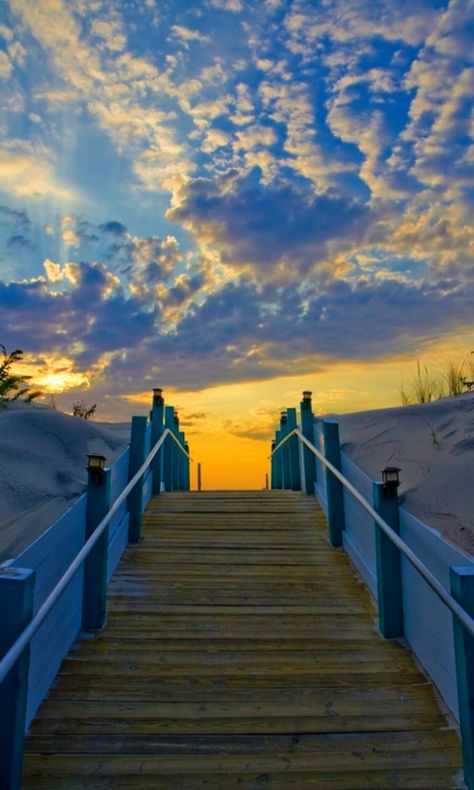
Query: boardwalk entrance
[{"left": 23, "top": 491, "right": 461, "bottom": 787}]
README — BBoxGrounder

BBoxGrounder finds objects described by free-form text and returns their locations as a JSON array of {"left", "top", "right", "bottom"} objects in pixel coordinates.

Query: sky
[{"left": 0, "top": 0, "right": 473, "bottom": 488}]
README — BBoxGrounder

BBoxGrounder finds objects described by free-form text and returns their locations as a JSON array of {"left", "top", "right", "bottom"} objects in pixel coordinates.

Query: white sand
[
  {"left": 1, "top": 394, "right": 473, "bottom": 562},
  {"left": 333, "top": 391, "right": 474, "bottom": 555},
  {"left": 0, "top": 402, "right": 130, "bottom": 561}
]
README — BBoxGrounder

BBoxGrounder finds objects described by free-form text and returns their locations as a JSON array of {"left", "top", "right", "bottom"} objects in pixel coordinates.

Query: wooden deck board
[{"left": 23, "top": 491, "right": 462, "bottom": 788}]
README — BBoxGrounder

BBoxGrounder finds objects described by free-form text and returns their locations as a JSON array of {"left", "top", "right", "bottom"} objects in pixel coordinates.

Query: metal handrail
[
  {"left": 0, "top": 426, "right": 192, "bottom": 684},
  {"left": 270, "top": 427, "right": 474, "bottom": 639}
]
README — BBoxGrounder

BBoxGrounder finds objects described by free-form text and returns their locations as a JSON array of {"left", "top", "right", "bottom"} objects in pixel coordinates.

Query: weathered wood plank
[{"left": 23, "top": 490, "right": 462, "bottom": 787}]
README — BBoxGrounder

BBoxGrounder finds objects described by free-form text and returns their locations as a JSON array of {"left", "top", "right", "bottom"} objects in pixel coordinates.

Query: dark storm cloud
[
  {"left": 167, "top": 173, "right": 374, "bottom": 272},
  {"left": 0, "top": 262, "right": 156, "bottom": 364}
]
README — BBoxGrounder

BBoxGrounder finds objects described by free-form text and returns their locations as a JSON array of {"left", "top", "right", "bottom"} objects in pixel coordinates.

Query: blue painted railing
[
  {"left": 270, "top": 392, "right": 474, "bottom": 790},
  {"left": 0, "top": 389, "right": 192, "bottom": 789}
]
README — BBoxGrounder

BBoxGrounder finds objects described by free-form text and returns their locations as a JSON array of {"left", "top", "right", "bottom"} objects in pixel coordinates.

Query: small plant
[
  {"left": 423, "top": 419, "right": 439, "bottom": 447},
  {"left": 443, "top": 358, "right": 465, "bottom": 396},
  {"left": 72, "top": 400, "right": 97, "bottom": 420},
  {"left": 0, "top": 345, "right": 41, "bottom": 407},
  {"left": 402, "top": 360, "right": 444, "bottom": 405},
  {"left": 400, "top": 353, "right": 474, "bottom": 405}
]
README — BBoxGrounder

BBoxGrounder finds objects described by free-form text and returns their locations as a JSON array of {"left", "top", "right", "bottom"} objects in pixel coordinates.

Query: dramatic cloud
[
  {"left": 168, "top": 173, "right": 374, "bottom": 275},
  {"left": 0, "top": 0, "right": 473, "bottom": 407}
]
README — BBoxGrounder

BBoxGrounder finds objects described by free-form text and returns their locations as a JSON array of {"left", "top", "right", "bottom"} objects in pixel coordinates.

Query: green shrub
[{"left": 0, "top": 345, "right": 41, "bottom": 407}]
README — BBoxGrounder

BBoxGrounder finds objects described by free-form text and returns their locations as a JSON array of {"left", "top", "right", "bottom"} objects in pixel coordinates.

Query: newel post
[
  {"left": 82, "top": 459, "right": 111, "bottom": 630},
  {"left": 0, "top": 566, "right": 35, "bottom": 790},
  {"left": 128, "top": 416, "right": 147, "bottom": 543},
  {"left": 280, "top": 412, "right": 291, "bottom": 489},
  {"left": 172, "top": 414, "right": 180, "bottom": 491},
  {"left": 322, "top": 419, "right": 345, "bottom": 547},
  {"left": 178, "top": 430, "right": 186, "bottom": 490},
  {"left": 300, "top": 390, "right": 316, "bottom": 495},
  {"left": 372, "top": 482, "right": 404, "bottom": 638},
  {"left": 162, "top": 406, "right": 175, "bottom": 492},
  {"left": 270, "top": 440, "right": 276, "bottom": 490},
  {"left": 185, "top": 442, "right": 190, "bottom": 490},
  {"left": 450, "top": 566, "right": 474, "bottom": 789},
  {"left": 151, "top": 388, "right": 164, "bottom": 494},
  {"left": 286, "top": 408, "right": 301, "bottom": 491},
  {"left": 274, "top": 430, "right": 282, "bottom": 489}
]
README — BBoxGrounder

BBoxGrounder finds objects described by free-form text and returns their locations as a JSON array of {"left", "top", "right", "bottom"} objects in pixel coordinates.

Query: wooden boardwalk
[{"left": 23, "top": 491, "right": 462, "bottom": 788}]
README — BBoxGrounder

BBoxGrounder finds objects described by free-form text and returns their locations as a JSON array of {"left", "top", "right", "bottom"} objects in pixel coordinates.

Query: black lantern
[
  {"left": 153, "top": 387, "right": 164, "bottom": 404},
  {"left": 381, "top": 466, "right": 401, "bottom": 499},
  {"left": 87, "top": 454, "right": 106, "bottom": 484},
  {"left": 302, "top": 390, "right": 312, "bottom": 410}
]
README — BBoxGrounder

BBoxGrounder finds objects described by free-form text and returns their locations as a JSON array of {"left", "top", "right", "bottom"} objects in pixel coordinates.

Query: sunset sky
[{"left": 1, "top": 0, "right": 473, "bottom": 488}]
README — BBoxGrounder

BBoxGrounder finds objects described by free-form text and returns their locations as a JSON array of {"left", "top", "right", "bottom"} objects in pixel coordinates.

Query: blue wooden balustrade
[
  {"left": 0, "top": 390, "right": 191, "bottom": 790},
  {"left": 270, "top": 391, "right": 474, "bottom": 790}
]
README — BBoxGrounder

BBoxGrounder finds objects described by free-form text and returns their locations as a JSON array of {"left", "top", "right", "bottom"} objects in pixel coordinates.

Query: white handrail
[
  {"left": 0, "top": 426, "right": 192, "bottom": 684},
  {"left": 270, "top": 427, "right": 474, "bottom": 639}
]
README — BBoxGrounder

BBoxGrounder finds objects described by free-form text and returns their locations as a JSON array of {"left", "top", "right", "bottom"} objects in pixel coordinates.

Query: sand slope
[
  {"left": 0, "top": 403, "right": 129, "bottom": 561},
  {"left": 1, "top": 395, "right": 473, "bottom": 562},
  {"left": 335, "top": 392, "right": 474, "bottom": 555}
]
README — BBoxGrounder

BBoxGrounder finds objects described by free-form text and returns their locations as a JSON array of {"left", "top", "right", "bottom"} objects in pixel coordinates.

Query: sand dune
[
  {"left": 0, "top": 402, "right": 129, "bottom": 560},
  {"left": 1, "top": 394, "right": 472, "bottom": 562},
  {"left": 335, "top": 391, "right": 474, "bottom": 554}
]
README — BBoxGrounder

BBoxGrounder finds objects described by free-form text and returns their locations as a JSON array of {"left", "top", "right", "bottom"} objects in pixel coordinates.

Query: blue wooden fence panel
[
  {"left": 340, "top": 452, "right": 378, "bottom": 600},
  {"left": 313, "top": 419, "right": 327, "bottom": 515},
  {"left": 399, "top": 508, "right": 474, "bottom": 720},
  {"left": 142, "top": 422, "right": 153, "bottom": 510},
  {"left": 11, "top": 495, "right": 87, "bottom": 728},
  {"left": 313, "top": 438, "right": 474, "bottom": 722},
  {"left": 5, "top": 415, "right": 163, "bottom": 735},
  {"left": 142, "top": 468, "right": 153, "bottom": 512},
  {"left": 107, "top": 447, "right": 131, "bottom": 582}
]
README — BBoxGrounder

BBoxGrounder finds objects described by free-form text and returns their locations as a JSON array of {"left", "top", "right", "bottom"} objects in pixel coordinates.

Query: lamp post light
[
  {"left": 381, "top": 466, "right": 401, "bottom": 499},
  {"left": 152, "top": 387, "right": 164, "bottom": 404},
  {"left": 302, "top": 391, "right": 312, "bottom": 407},
  {"left": 86, "top": 454, "right": 107, "bottom": 485}
]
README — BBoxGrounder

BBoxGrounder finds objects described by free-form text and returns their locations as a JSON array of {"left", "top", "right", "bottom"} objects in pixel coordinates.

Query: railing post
[
  {"left": 300, "top": 391, "right": 316, "bottom": 495},
  {"left": 178, "top": 430, "right": 186, "bottom": 490},
  {"left": 151, "top": 388, "right": 164, "bottom": 494},
  {"left": 127, "top": 416, "right": 147, "bottom": 543},
  {"left": 173, "top": 414, "right": 180, "bottom": 491},
  {"left": 286, "top": 408, "right": 301, "bottom": 490},
  {"left": 270, "top": 441, "right": 276, "bottom": 489},
  {"left": 197, "top": 462, "right": 202, "bottom": 491},
  {"left": 185, "top": 442, "right": 190, "bottom": 490},
  {"left": 82, "top": 465, "right": 111, "bottom": 630},
  {"left": 274, "top": 431, "right": 283, "bottom": 489},
  {"left": 298, "top": 434, "right": 306, "bottom": 495},
  {"left": 280, "top": 412, "right": 291, "bottom": 489},
  {"left": 322, "top": 419, "right": 345, "bottom": 547},
  {"left": 450, "top": 566, "right": 474, "bottom": 789},
  {"left": 162, "top": 406, "right": 175, "bottom": 491},
  {"left": 372, "top": 482, "right": 404, "bottom": 638},
  {"left": 0, "top": 566, "right": 35, "bottom": 790}
]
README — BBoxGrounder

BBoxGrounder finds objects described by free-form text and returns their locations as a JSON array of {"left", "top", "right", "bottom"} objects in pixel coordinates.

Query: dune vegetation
[{"left": 400, "top": 354, "right": 474, "bottom": 405}]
